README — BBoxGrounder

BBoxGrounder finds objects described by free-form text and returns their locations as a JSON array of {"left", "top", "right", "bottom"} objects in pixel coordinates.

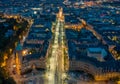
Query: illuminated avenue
[
  {"left": 46, "top": 8, "right": 66, "bottom": 84},
  {"left": 0, "top": 0, "right": 120, "bottom": 84}
]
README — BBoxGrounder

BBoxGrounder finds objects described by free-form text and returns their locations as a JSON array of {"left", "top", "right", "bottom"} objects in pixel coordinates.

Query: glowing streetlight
[
  {"left": 34, "top": 11, "right": 37, "bottom": 14},
  {"left": 22, "top": 50, "right": 27, "bottom": 56}
]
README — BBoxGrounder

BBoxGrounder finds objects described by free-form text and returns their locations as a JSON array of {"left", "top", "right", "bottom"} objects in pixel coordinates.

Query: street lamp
[{"left": 22, "top": 50, "right": 28, "bottom": 56}]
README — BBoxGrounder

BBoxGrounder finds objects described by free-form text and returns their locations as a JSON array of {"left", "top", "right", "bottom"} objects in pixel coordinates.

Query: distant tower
[{"left": 56, "top": 7, "right": 64, "bottom": 22}]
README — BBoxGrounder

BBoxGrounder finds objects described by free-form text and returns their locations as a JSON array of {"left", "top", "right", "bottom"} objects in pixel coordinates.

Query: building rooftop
[
  {"left": 23, "top": 52, "right": 44, "bottom": 62},
  {"left": 16, "top": 42, "right": 22, "bottom": 51}
]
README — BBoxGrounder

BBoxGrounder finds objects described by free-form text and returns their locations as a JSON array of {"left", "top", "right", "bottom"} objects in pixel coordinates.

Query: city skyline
[{"left": 0, "top": 0, "right": 120, "bottom": 84}]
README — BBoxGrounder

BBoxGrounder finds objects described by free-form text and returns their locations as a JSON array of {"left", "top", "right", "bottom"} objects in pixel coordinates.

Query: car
[{"left": 23, "top": 75, "right": 27, "bottom": 78}]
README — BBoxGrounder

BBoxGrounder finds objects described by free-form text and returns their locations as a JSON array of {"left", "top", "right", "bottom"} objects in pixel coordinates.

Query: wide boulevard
[{"left": 46, "top": 8, "right": 66, "bottom": 84}]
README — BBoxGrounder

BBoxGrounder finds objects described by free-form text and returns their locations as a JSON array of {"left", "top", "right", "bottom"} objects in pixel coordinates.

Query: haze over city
[{"left": 0, "top": 0, "right": 120, "bottom": 84}]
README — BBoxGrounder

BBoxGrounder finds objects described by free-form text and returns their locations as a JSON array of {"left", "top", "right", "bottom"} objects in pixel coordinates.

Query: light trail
[
  {"left": 46, "top": 8, "right": 67, "bottom": 84},
  {"left": 47, "top": 21, "right": 60, "bottom": 84}
]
